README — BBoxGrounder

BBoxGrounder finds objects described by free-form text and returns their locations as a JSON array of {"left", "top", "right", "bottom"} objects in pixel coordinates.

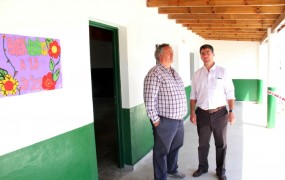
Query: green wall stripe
[
  {"left": 184, "top": 86, "right": 191, "bottom": 119},
  {"left": 267, "top": 87, "right": 276, "bottom": 128},
  {"left": 0, "top": 123, "right": 98, "bottom": 180},
  {"left": 233, "top": 79, "right": 263, "bottom": 102},
  {"left": 257, "top": 79, "right": 263, "bottom": 104},
  {"left": 121, "top": 86, "right": 191, "bottom": 166},
  {"left": 121, "top": 104, "right": 153, "bottom": 165},
  {"left": 130, "top": 105, "right": 153, "bottom": 164},
  {"left": 121, "top": 108, "right": 132, "bottom": 165}
]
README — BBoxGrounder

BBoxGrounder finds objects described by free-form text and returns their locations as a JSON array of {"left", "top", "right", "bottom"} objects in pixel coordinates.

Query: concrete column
[{"left": 267, "top": 28, "right": 278, "bottom": 128}]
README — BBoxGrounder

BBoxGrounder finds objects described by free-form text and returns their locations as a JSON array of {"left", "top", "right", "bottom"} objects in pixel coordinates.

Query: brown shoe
[
  {"left": 218, "top": 174, "right": 227, "bottom": 180},
  {"left": 193, "top": 169, "right": 207, "bottom": 177}
]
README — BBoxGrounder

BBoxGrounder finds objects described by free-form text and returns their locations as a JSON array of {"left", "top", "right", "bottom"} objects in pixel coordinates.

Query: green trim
[
  {"left": 267, "top": 87, "right": 276, "bottom": 128},
  {"left": 233, "top": 79, "right": 261, "bottom": 102},
  {"left": 257, "top": 80, "right": 263, "bottom": 104},
  {"left": 121, "top": 108, "right": 132, "bottom": 164},
  {"left": 184, "top": 86, "right": 191, "bottom": 119},
  {"left": 121, "top": 86, "right": 191, "bottom": 165},
  {"left": 0, "top": 124, "right": 97, "bottom": 180},
  {"left": 89, "top": 20, "right": 124, "bottom": 168},
  {"left": 121, "top": 104, "right": 153, "bottom": 165}
]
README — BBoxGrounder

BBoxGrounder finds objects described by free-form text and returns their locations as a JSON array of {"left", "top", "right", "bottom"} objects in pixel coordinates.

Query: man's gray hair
[{"left": 155, "top": 43, "right": 170, "bottom": 61}]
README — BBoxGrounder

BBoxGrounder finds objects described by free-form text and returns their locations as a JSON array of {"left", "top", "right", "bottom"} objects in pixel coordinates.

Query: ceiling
[{"left": 147, "top": 0, "right": 285, "bottom": 42}]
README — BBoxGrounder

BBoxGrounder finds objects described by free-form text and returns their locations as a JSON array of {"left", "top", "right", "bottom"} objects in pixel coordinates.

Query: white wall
[
  {"left": 0, "top": 0, "right": 203, "bottom": 156},
  {"left": 0, "top": 0, "right": 93, "bottom": 155},
  {"left": 205, "top": 40, "right": 260, "bottom": 79},
  {"left": 0, "top": 0, "right": 261, "bottom": 156},
  {"left": 88, "top": 0, "right": 203, "bottom": 108}
]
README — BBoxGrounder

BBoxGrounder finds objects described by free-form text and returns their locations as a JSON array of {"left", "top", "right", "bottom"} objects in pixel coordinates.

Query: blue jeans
[{"left": 151, "top": 116, "right": 184, "bottom": 180}]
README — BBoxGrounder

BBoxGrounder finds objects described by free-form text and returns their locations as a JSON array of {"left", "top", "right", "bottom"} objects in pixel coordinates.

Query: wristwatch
[{"left": 229, "top": 109, "right": 233, "bottom": 113}]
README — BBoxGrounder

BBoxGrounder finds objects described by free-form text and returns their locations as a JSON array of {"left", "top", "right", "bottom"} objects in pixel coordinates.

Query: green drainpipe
[{"left": 267, "top": 87, "right": 276, "bottom": 128}]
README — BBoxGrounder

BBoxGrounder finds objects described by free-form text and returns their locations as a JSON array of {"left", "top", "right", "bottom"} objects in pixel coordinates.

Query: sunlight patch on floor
[{"left": 242, "top": 102, "right": 285, "bottom": 180}]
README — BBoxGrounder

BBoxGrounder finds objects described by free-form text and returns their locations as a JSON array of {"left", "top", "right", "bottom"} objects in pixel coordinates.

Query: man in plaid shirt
[{"left": 144, "top": 43, "right": 187, "bottom": 180}]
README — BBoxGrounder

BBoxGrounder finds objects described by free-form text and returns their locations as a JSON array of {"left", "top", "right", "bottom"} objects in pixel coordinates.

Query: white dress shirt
[{"left": 190, "top": 64, "right": 235, "bottom": 110}]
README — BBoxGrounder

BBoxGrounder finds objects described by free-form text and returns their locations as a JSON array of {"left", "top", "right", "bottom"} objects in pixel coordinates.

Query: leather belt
[{"left": 199, "top": 106, "right": 225, "bottom": 114}]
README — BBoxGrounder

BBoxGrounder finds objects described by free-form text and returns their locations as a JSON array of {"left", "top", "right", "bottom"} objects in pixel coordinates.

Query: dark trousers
[
  {"left": 195, "top": 107, "right": 228, "bottom": 176},
  {"left": 151, "top": 116, "right": 184, "bottom": 180}
]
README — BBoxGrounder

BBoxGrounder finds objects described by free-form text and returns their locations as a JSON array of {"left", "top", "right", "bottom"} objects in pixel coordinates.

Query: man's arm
[
  {"left": 143, "top": 74, "right": 160, "bottom": 127},
  {"left": 227, "top": 99, "right": 235, "bottom": 125},
  {"left": 190, "top": 99, "right": 197, "bottom": 124}
]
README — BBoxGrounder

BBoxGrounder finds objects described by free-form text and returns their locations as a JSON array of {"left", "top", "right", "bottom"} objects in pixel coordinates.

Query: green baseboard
[{"left": 0, "top": 123, "right": 98, "bottom": 180}]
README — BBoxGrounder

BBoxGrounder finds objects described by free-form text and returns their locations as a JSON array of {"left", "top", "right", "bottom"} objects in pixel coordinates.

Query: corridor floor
[{"left": 102, "top": 101, "right": 285, "bottom": 180}]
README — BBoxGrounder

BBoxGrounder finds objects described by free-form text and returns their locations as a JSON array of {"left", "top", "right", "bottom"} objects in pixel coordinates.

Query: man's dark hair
[
  {"left": 155, "top": 43, "right": 170, "bottom": 61},
  {"left": 200, "top": 44, "right": 214, "bottom": 54}
]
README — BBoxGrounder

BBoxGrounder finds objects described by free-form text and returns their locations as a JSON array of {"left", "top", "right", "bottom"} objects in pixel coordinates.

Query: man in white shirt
[{"left": 190, "top": 44, "right": 235, "bottom": 180}]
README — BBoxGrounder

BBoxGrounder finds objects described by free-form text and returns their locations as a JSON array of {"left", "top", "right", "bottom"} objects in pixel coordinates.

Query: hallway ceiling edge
[{"left": 147, "top": 0, "right": 285, "bottom": 42}]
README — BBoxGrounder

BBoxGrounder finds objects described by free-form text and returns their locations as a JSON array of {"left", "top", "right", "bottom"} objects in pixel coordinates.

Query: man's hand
[
  {"left": 228, "top": 112, "right": 235, "bottom": 125},
  {"left": 190, "top": 114, "right": 197, "bottom": 125},
  {"left": 153, "top": 119, "right": 160, "bottom": 127}
]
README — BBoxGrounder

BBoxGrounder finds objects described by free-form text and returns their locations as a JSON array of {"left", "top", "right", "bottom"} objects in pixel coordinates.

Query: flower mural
[
  {"left": 48, "top": 41, "right": 61, "bottom": 59},
  {"left": 41, "top": 40, "right": 61, "bottom": 90},
  {"left": 42, "top": 72, "right": 56, "bottom": 90},
  {"left": 0, "top": 33, "right": 62, "bottom": 98},
  {"left": 0, "top": 73, "right": 19, "bottom": 96}
]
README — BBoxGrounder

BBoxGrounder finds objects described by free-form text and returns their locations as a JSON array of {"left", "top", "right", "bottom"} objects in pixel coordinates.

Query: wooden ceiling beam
[
  {"left": 271, "top": 9, "right": 285, "bottom": 32},
  {"left": 203, "top": 37, "right": 262, "bottom": 41},
  {"left": 194, "top": 29, "right": 265, "bottom": 32},
  {"left": 277, "top": 24, "right": 285, "bottom": 31},
  {"left": 168, "top": 14, "right": 279, "bottom": 20},
  {"left": 159, "top": 6, "right": 284, "bottom": 14},
  {"left": 147, "top": 0, "right": 285, "bottom": 42},
  {"left": 147, "top": 0, "right": 285, "bottom": 7},
  {"left": 192, "top": 30, "right": 265, "bottom": 34},
  {"left": 176, "top": 19, "right": 275, "bottom": 25},
  {"left": 188, "top": 27, "right": 267, "bottom": 32},
  {"left": 198, "top": 36, "right": 264, "bottom": 41},
  {"left": 199, "top": 34, "right": 263, "bottom": 37},
  {"left": 197, "top": 32, "right": 264, "bottom": 37},
  {"left": 183, "top": 24, "right": 270, "bottom": 28}
]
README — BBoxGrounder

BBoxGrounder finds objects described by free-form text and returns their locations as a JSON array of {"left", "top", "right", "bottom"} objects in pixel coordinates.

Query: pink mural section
[{"left": 0, "top": 33, "right": 62, "bottom": 98}]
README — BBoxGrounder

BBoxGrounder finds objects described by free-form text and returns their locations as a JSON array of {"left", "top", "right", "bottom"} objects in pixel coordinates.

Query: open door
[{"left": 89, "top": 21, "right": 124, "bottom": 176}]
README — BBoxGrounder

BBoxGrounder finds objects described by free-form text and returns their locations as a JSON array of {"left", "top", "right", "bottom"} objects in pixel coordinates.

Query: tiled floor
[{"left": 98, "top": 101, "right": 285, "bottom": 180}]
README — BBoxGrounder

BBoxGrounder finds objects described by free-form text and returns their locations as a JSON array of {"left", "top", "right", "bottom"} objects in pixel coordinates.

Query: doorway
[{"left": 89, "top": 21, "right": 123, "bottom": 177}]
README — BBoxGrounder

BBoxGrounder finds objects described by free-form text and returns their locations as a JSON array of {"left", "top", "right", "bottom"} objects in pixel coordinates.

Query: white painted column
[
  {"left": 267, "top": 27, "right": 278, "bottom": 128},
  {"left": 267, "top": 28, "right": 278, "bottom": 87}
]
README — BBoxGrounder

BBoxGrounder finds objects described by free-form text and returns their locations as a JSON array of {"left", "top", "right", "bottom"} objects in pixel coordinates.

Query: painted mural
[{"left": 0, "top": 33, "right": 62, "bottom": 98}]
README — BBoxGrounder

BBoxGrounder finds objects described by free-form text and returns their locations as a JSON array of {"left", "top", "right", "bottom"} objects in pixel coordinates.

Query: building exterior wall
[{"left": 0, "top": 0, "right": 262, "bottom": 179}]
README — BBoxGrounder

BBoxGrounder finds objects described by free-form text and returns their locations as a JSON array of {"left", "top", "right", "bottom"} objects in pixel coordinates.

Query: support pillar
[
  {"left": 267, "top": 28, "right": 278, "bottom": 128},
  {"left": 267, "top": 87, "right": 276, "bottom": 128}
]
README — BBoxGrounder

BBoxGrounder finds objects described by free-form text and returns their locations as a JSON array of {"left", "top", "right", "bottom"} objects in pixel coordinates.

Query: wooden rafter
[
  {"left": 147, "top": 0, "right": 285, "bottom": 7},
  {"left": 159, "top": 6, "right": 284, "bottom": 14},
  {"left": 146, "top": 0, "right": 285, "bottom": 42}
]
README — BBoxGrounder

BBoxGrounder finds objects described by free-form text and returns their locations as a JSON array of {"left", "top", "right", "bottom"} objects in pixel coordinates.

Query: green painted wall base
[
  {"left": 0, "top": 123, "right": 98, "bottom": 180},
  {"left": 233, "top": 79, "right": 263, "bottom": 102},
  {"left": 267, "top": 87, "right": 276, "bottom": 128},
  {"left": 121, "top": 104, "right": 153, "bottom": 165},
  {"left": 122, "top": 86, "right": 191, "bottom": 166}
]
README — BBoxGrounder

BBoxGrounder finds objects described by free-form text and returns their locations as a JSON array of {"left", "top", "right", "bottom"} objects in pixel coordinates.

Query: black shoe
[
  {"left": 192, "top": 169, "right": 207, "bottom": 177},
  {"left": 218, "top": 174, "right": 227, "bottom": 180}
]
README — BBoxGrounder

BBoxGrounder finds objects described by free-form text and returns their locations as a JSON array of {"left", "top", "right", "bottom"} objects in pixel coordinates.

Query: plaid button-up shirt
[{"left": 144, "top": 63, "right": 187, "bottom": 123}]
